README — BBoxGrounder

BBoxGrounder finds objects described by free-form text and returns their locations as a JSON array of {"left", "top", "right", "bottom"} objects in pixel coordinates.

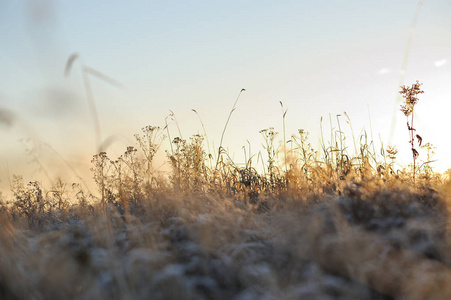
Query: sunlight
[{"left": 1, "top": 1, "right": 451, "bottom": 297}]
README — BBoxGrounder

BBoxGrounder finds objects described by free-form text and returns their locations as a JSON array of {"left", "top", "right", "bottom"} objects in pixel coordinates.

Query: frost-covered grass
[{"left": 1, "top": 176, "right": 450, "bottom": 299}]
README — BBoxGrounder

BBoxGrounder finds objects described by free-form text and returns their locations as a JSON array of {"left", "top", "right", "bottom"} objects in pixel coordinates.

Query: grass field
[{"left": 1, "top": 82, "right": 451, "bottom": 299}]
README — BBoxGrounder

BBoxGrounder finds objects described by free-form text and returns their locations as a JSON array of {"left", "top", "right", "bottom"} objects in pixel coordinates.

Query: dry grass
[{"left": 1, "top": 82, "right": 451, "bottom": 299}]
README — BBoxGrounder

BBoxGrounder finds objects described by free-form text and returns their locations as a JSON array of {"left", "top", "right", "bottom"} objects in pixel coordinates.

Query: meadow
[{"left": 1, "top": 81, "right": 451, "bottom": 299}]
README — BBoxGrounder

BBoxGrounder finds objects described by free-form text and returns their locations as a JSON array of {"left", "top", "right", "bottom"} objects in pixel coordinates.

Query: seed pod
[{"left": 416, "top": 134, "right": 422, "bottom": 147}]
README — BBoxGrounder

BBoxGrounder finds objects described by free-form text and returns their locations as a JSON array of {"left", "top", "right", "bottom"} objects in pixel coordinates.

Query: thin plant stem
[
  {"left": 367, "top": 105, "right": 377, "bottom": 162},
  {"left": 411, "top": 110, "right": 416, "bottom": 180},
  {"left": 65, "top": 53, "right": 124, "bottom": 153},
  {"left": 280, "top": 101, "right": 287, "bottom": 173},
  {"left": 169, "top": 110, "right": 183, "bottom": 139},
  {"left": 344, "top": 111, "right": 357, "bottom": 156},
  {"left": 192, "top": 109, "right": 212, "bottom": 167},
  {"left": 215, "top": 89, "right": 245, "bottom": 170},
  {"left": 82, "top": 67, "right": 102, "bottom": 152},
  {"left": 336, "top": 114, "right": 343, "bottom": 172},
  {"left": 164, "top": 116, "right": 173, "bottom": 155}
]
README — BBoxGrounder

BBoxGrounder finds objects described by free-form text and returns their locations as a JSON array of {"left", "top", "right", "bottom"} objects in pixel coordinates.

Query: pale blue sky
[{"left": 1, "top": 0, "right": 451, "bottom": 189}]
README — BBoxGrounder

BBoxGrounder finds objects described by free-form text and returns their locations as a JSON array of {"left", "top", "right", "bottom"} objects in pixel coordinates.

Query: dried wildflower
[
  {"left": 400, "top": 105, "right": 412, "bottom": 117},
  {"left": 399, "top": 81, "right": 424, "bottom": 182},
  {"left": 386, "top": 146, "right": 398, "bottom": 160},
  {"left": 125, "top": 146, "right": 137, "bottom": 154},
  {"left": 173, "top": 137, "right": 182, "bottom": 144},
  {"left": 399, "top": 80, "right": 424, "bottom": 114},
  {"left": 416, "top": 134, "right": 422, "bottom": 147}
]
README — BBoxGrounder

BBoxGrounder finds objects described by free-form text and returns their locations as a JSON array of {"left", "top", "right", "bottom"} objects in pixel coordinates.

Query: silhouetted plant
[{"left": 399, "top": 80, "right": 424, "bottom": 181}]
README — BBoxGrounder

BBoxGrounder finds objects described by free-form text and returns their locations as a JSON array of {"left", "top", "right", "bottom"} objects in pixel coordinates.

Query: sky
[{"left": 1, "top": 0, "right": 451, "bottom": 193}]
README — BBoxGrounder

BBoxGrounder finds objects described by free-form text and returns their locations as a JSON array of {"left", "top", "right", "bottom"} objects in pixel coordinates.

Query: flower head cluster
[
  {"left": 386, "top": 146, "right": 398, "bottom": 160},
  {"left": 399, "top": 81, "right": 424, "bottom": 117}
]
